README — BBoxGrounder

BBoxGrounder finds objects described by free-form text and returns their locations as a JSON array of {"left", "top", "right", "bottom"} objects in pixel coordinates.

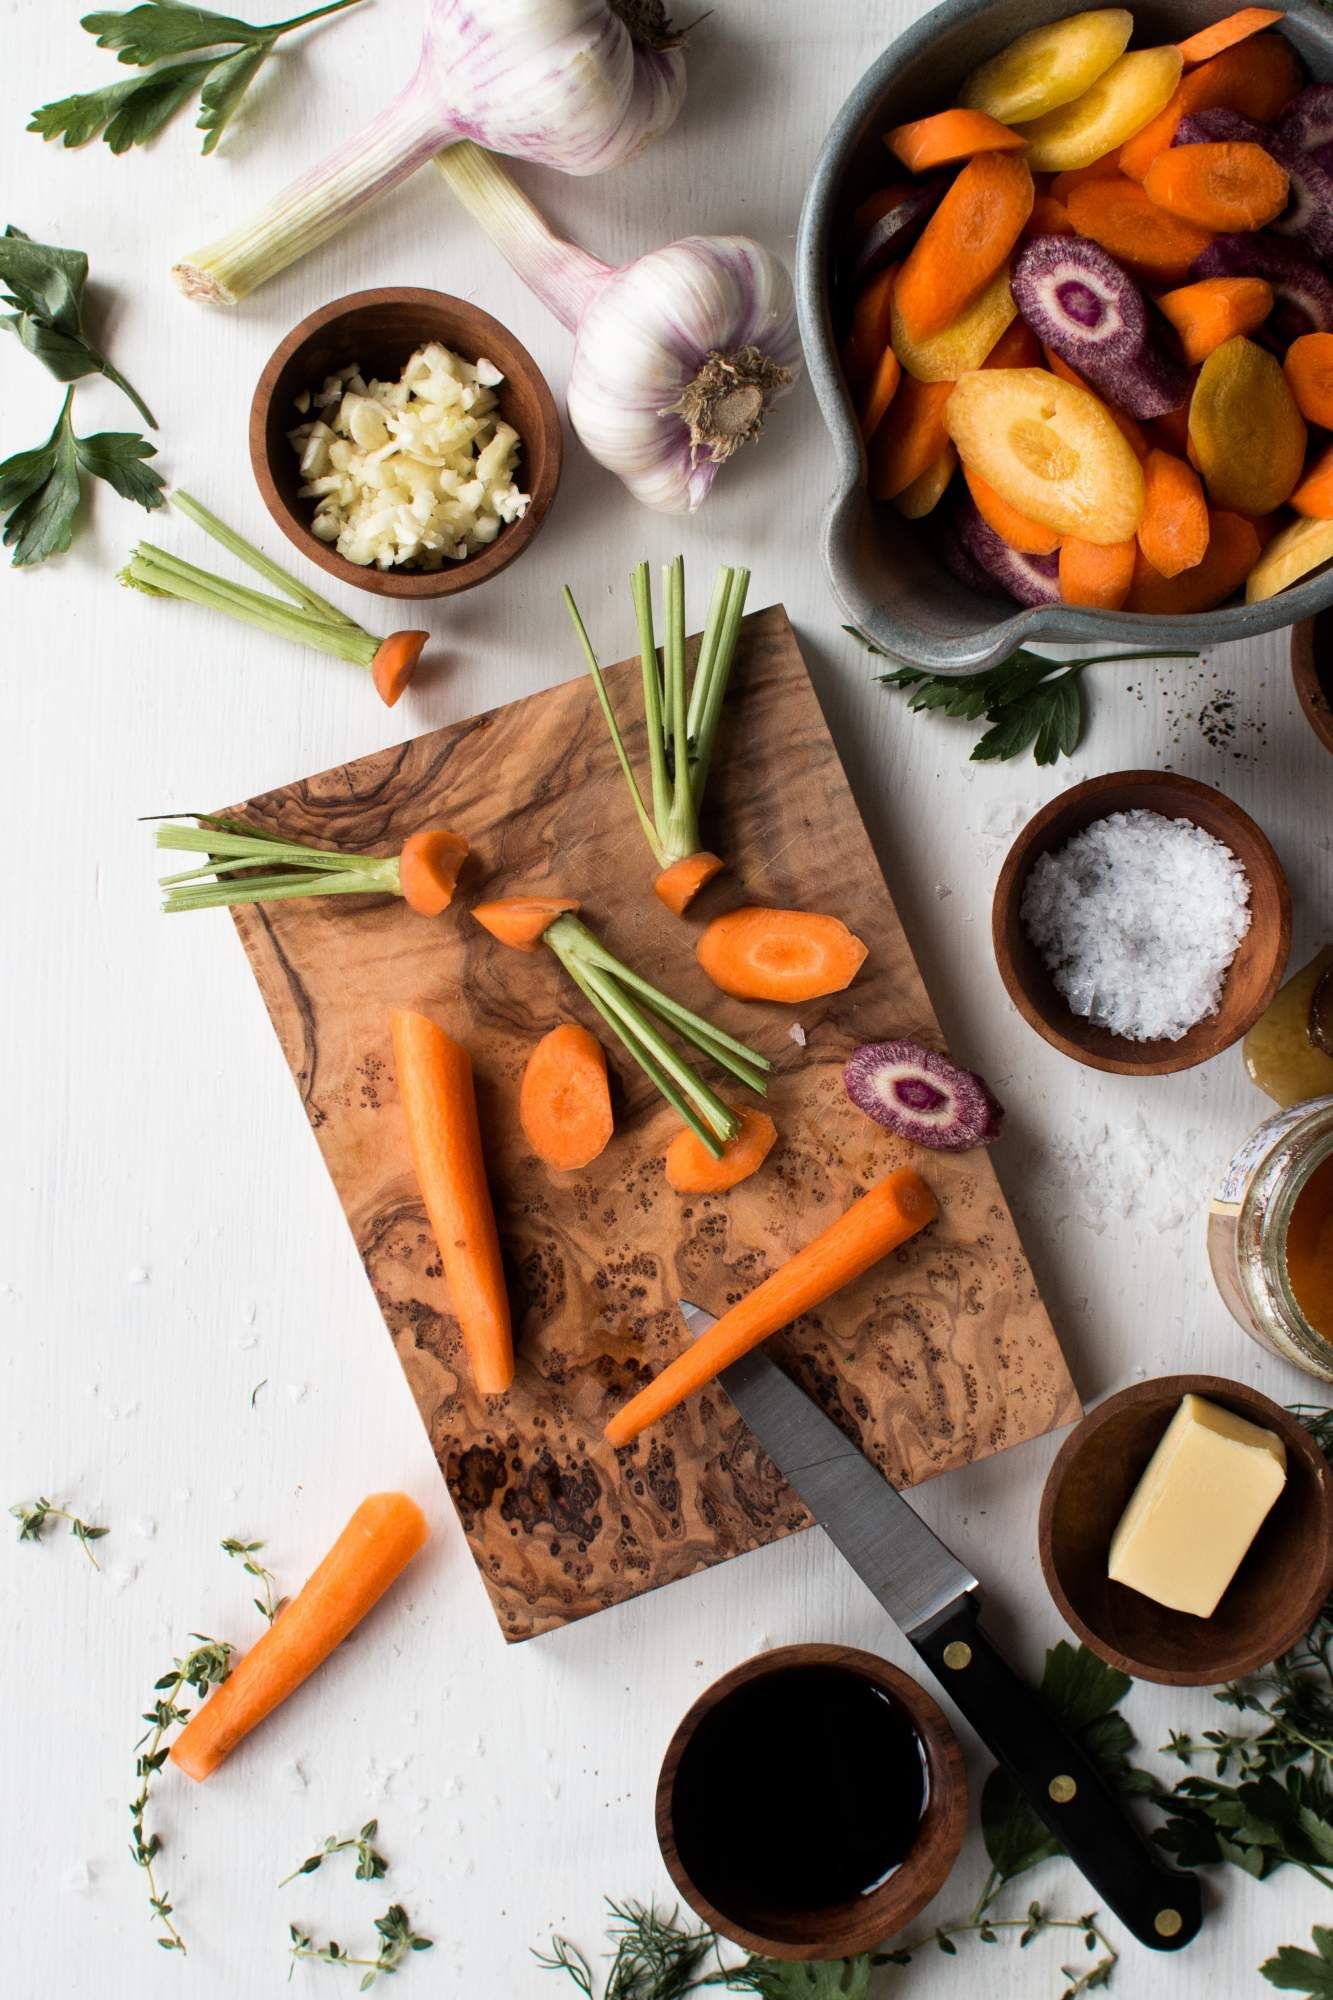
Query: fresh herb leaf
[
  {"left": 0, "top": 389, "right": 164, "bottom": 566},
  {"left": 131, "top": 1634, "right": 233, "bottom": 1953},
  {"left": 10, "top": 1493, "right": 110, "bottom": 1568},
  {"left": 0, "top": 226, "right": 154, "bottom": 424},
  {"left": 220, "top": 1534, "right": 286, "bottom": 1623},
  {"left": 1263, "top": 1927, "right": 1333, "bottom": 1996},
  {"left": 845, "top": 628, "right": 1198, "bottom": 768},
  {"left": 30, "top": 0, "right": 366, "bottom": 158},
  {"left": 280, "top": 1819, "right": 388, "bottom": 1887},
  {"left": 289, "top": 1901, "right": 432, "bottom": 1986}
]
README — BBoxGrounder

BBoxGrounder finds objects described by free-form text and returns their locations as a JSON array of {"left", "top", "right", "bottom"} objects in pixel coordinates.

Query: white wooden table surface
[{"left": 3, "top": 3, "right": 1331, "bottom": 1994}]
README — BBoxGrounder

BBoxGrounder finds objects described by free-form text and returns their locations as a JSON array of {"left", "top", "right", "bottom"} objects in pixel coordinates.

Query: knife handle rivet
[
  {"left": 942, "top": 1641, "right": 972, "bottom": 1670},
  {"left": 1155, "top": 1909, "right": 1184, "bottom": 1939},
  {"left": 1048, "top": 1774, "right": 1077, "bottom": 1804}
]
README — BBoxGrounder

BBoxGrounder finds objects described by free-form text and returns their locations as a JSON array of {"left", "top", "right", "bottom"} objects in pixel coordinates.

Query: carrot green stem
[
  {"left": 561, "top": 585, "right": 664, "bottom": 863},
  {"left": 540, "top": 955, "right": 722, "bottom": 1156},
  {"left": 691, "top": 566, "right": 750, "bottom": 804},
  {"left": 121, "top": 543, "right": 379, "bottom": 668},
  {"left": 579, "top": 963, "right": 738, "bottom": 1149},
  {"left": 684, "top": 564, "right": 731, "bottom": 746},
  {"left": 632, "top": 560, "right": 671, "bottom": 834},
  {"left": 171, "top": 490, "right": 356, "bottom": 627},
  {"left": 155, "top": 821, "right": 399, "bottom": 913}
]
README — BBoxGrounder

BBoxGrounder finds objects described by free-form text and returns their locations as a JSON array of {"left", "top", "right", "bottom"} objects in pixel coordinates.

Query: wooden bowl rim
[
  {"left": 1292, "top": 617, "right": 1333, "bottom": 758},
  {"left": 654, "top": 1642, "right": 968, "bottom": 1960},
  {"left": 248, "top": 285, "right": 563, "bottom": 602},
  {"left": 992, "top": 768, "right": 1292, "bottom": 1076},
  {"left": 1038, "top": 1373, "right": 1333, "bottom": 1685}
]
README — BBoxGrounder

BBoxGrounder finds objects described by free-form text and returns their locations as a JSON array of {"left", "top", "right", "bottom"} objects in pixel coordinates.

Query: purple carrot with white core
[
  {"left": 1011, "top": 235, "right": 1188, "bottom": 419},
  {"left": 173, "top": 0, "right": 688, "bottom": 306},
  {"left": 954, "top": 494, "right": 1060, "bottom": 606},
  {"left": 434, "top": 143, "right": 801, "bottom": 513},
  {"left": 844, "top": 1041, "right": 1005, "bottom": 1152}
]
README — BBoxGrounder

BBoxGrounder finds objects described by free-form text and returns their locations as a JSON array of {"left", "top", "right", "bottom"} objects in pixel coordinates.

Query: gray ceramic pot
[{"left": 797, "top": 0, "right": 1333, "bottom": 674}]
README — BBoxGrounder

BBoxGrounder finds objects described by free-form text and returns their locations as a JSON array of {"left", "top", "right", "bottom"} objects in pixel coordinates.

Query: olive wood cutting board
[{"left": 228, "top": 604, "right": 1079, "bottom": 1641}]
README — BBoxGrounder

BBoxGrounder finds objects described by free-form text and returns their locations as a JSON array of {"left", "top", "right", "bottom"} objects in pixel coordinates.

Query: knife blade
[{"left": 678, "top": 1300, "right": 1203, "bottom": 1955}]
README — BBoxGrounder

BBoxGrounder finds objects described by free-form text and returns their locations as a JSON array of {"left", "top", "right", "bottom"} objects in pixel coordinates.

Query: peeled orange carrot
[
  {"left": 869, "top": 377, "right": 955, "bottom": 500},
  {"left": 983, "top": 318, "right": 1043, "bottom": 369},
  {"left": 1066, "top": 173, "right": 1213, "bottom": 285},
  {"left": 895, "top": 151, "right": 1034, "bottom": 342},
  {"left": 1142, "top": 141, "right": 1289, "bottom": 231},
  {"left": 860, "top": 341, "right": 903, "bottom": 440},
  {"left": 1126, "top": 510, "right": 1260, "bottom": 612},
  {"left": 1058, "top": 535, "right": 1137, "bottom": 608},
  {"left": 473, "top": 897, "right": 580, "bottom": 952},
  {"left": 370, "top": 632, "right": 428, "bottom": 707},
  {"left": 1176, "top": 7, "right": 1284, "bottom": 65},
  {"left": 965, "top": 466, "right": 1062, "bottom": 555},
  {"left": 1292, "top": 441, "right": 1333, "bottom": 519},
  {"left": 886, "top": 108, "right": 1027, "bottom": 172},
  {"left": 654, "top": 852, "right": 725, "bottom": 916},
  {"left": 1156, "top": 276, "right": 1273, "bottom": 363},
  {"left": 696, "top": 907, "right": 868, "bottom": 1004},
  {"left": 1285, "top": 333, "right": 1333, "bottom": 428},
  {"left": 845, "top": 264, "right": 899, "bottom": 391},
  {"left": 171, "top": 1493, "right": 429, "bottom": 1781},
  {"left": 520, "top": 1024, "right": 613, "bottom": 1172},
  {"left": 664, "top": 1105, "right": 778, "bottom": 1193},
  {"left": 1137, "top": 449, "right": 1210, "bottom": 577},
  {"left": 1024, "top": 193, "right": 1077, "bottom": 237},
  {"left": 1119, "top": 37, "right": 1301, "bottom": 181},
  {"left": 604, "top": 1169, "right": 938, "bottom": 1447},
  {"left": 397, "top": 829, "right": 468, "bottom": 916}
]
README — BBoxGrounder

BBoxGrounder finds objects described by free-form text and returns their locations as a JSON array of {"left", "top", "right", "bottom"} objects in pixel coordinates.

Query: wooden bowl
[
  {"left": 992, "top": 769, "right": 1291, "bottom": 1076},
  {"left": 249, "top": 287, "right": 562, "bottom": 601},
  {"left": 655, "top": 1643, "right": 967, "bottom": 1960},
  {"left": 1293, "top": 614, "right": 1333, "bottom": 757},
  {"left": 1039, "top": 1375, "right": 1333, "bottom": 1686}
]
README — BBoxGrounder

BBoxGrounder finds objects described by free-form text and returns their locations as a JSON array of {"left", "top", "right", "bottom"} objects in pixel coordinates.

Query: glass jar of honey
[{"left": 1208, "top": 1096, "right": 1333, "bottom": 1379}]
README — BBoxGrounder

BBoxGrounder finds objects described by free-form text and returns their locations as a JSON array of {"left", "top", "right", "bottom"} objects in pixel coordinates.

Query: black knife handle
[{"left": 913, "top": 1596, "right": 1202, "bottom": 1952}]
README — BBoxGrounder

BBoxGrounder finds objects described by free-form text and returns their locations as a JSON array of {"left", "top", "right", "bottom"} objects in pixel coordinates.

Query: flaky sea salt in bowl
[{"left": 992, "top": 772, "right": 1292, "bottom": 1077}]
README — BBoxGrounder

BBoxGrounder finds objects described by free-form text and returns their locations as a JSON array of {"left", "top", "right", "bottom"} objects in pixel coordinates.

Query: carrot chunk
[
  {"left": 886, "top": 109, "right": 1027, "bottom": 172},
  {"left": 868, "top": 377, "right": 955, "bottom": 499},
  {"left": 1285, "top": 333, "right": 1333, "bottom": 428},
  {"left": 1050, "top": 154, "right": 1125, "bottom": 203},
  {"left": 520, "top": 1023, "right": 613, "bottom": 1172},
  {"left": 1291, "top": 441, "right": 1333, "bottom": 519},
  {"left": 397, "top": 829, "right": 468, "bottom": 917},
  {"left": 1156, "top": 276, "right": 1273, "bottom": 363},
  {"left": 1058, "top": 535, "right": 1137, "bottom": 608},
  {"left": 1066, "top": 174, "right": 1213, "bottom": 285},
  {"left": 1143, "top": 142, "right": 1289, "bottom": 231},
  {"left": 696, "top": 907, "right": 868, "bottom": 1004},
  {"left": 653, "top": 851, "right": 725, "bottom": 916},
  {"left": 1119, "top": 37, "right": 1302, "bottom": 181},
  {"left": 845, "top": 264, "right": 899, "bottom": 391},
  {"left": 983, "top": 318, "right": 1042, "bottom": 368},
  {"left": 1024, "top": 193, "right": 1077, "bottom": 237},
  {"left": 964, "top": 466, "right": 1063, "bottom": 554},
  {"left": 1137, "top": 450, "right": 1211, "bottom": 577},
  {"left": 390, "top": 1010, "right": 514, "bottom": 1394},
  {"left": 860, "top": 342, "right": 903, "bottom": 440},
  {"left": 370, "top": 631, "right": 428, "bottom": 707},
  {"left": 664, "top": 1105, "right": 778, "bottom": 1194},
  {"left": 473, "top": 897, "right": 579, "bottom": 952},
  {"left": 895, "top": 151, "right": 1034, "bottom": 342},
  {"left": 603, "top": 1169, "right": 938, "bottom": 1447},
  {"left": 170, "top": 1493, "right": 429, "bottom": 1780},
  {"left": 1177, "top": 8, "right": 1284, "bottom": 66},
  {"left": 1126, "top": 510, "right": 1260, "bottom": 612}
]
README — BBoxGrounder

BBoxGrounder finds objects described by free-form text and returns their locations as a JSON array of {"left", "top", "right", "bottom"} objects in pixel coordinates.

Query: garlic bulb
[
  {"left": 174, "top": 0, "right": 688, "bottom": 306},
  {"left": 436, "top": 143, "right": 802, "bottom": 513}
]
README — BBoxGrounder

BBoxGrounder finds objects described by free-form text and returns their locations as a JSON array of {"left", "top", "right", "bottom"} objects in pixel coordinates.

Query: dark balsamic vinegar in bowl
[{"left": 669, "top": 1663, "right": 928, "bottom": 1925}]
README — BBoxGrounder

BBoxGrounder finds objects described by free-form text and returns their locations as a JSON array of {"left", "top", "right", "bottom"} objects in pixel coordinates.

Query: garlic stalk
[
  {"left": 173, "top": 0, "right": 688, "bottom": 306},
  {"left": 435, "top": 143, "right": 801, "bottom": 513}
]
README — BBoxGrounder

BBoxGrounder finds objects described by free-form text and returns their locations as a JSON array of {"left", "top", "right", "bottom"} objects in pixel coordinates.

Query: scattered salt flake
[
  {"left": 65, "top": 1860, "right": 95, "bottom": 1895},
  {"left": 279, "top": 1758, "right": 309, "bottom": 1793},
  {"left": 1020, "top": 809, "right": 1251, "bottom": 1042},
  {"left": 788, "top": 1022, "right": 807, "bottom": 1047},
  {"left": 133, "top": 1516, "right": 158, "bottom": 1541},
  {"left": 1044, "top": 1108, "right": 1207, "bottom": 1235},
  {"left": 287, "top": 1382, "right": 309, "bottom": 1404},
  {"left": 127, "top": 1267, "right": 149, "bottom": 1286}
]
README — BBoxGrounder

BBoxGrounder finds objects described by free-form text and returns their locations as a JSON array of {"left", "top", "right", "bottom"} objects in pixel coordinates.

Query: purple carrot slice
[
  {"left": 1193, "top": 233, "right": 1333, "bottom": 340},
  {"left": 1174, "top": 108, "right": 1275, "bottom": 148},
  {"left": 956, "top": 493, "right": 1060, "bottom": 606},
  {"left": 852, "top": 177, "right": 950, "bottom": 281},
  {"left": 1011, "top": 235, "right": 1188, "bottom": 418},
  {"left": 844, "top": 1040, "right": 1005, "bottom": 1151},
  {"left": 1279, "top": 83, "right": 1333, "bottom": 158}
]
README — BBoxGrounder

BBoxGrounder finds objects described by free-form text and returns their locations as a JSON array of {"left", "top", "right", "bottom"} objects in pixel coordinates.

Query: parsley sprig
[
  {"left": 30, "top": 0, "right": 366, "bottom": 157},
  {"left": 0, "top": 386, "right": 165, "bottom": 566},
  {"left": 845, "top": 627, "right": 1197, "bottom": 766},
  {"left": 10, "top": 1494, "right": 109, "bottom": 1568},
  {"left": 1, "top": 225, "right": 155, "bottom": 424}
]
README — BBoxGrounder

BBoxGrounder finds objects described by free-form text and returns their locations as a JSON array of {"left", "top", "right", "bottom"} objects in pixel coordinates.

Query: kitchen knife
[{"left": 678, "top": 1300, "right": 1202, "bottom": 1954}]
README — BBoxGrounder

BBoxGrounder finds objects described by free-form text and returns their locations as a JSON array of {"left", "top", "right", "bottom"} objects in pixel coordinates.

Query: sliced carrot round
[
  {"left": 472, "top": 897, "right": 579, "bottom": 952},
  {"left": 520, "top": 1024, "right": 613, "bottom": 1172},
  {"left": 664, "top": 1106, "right": 778, "bottom": 1194},
  {"left": 371, "top": 630, "right": 428, "bottom": 706},
  {"left": 1285, "top": 333, "right": 1333, "bottom": 429},
  {"left": 398, "top": 829, "right": 469, "bottom": 916},
  {"left": 696, "top": 907, "right": 868, "bottom": 1004},
  {"left": 654, "top": 852, "right": 725, "bottom": 917}
]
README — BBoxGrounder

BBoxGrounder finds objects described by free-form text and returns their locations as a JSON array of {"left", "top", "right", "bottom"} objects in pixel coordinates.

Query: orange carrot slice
[
  {"left": 895, "top": 151, "right": 1034, "bottom": 342},
  {"left": 1137, "top": 450, "right": 1211, "bottom": 577},
  {"left": 1292, "top": 441, "right": 1333, "bottom": 519},
  {"left": 886, "top": 109, "right": 1026, "bottom": 172},
  {"left": 473, "top": 897, "right": 580, "bottom": 952},
  {"left": 1177, "top": 8, "right": 1284, "bottom": 65},
  {"left": 519, "top": 1024, "right": 613, "bottom": 1172},
  {"left": 983, "top": 318, "right": 1042, "bottom": 368},
  {"left": 1156, "top": 276, "right": 1273, "bottom": 363},
  {"left": 1024, "top": 193, "right": 1076, "bottom": 237},
  {"left": 370, "top": 631, "right": 428, "bottom": 707},
  {"left": 1050, "top": 154, "right": 1124, "bottom": 203},
  {"left": 860, "top": 342, "right": 903, "bottom": 440},
  {"left": 868, "top": 377, "right": 955, "bottom": 500},
  {"left": 1119, "top": 37, "right": 1301, "bottom": 181},
  {"left": 964, "top": 466, "right": 1062, "bottom": 555},
  {"left": 170, "top": 1493, "right": 429, "bottom": 1781},
  {"left": 1126, "top": 510, "right": 1260, "bottom": 612},
  {"left": 1142, "top": 141, "right": 1289, "bottom": 231},
  {"left": 654, "top": 852, "right": 725, "bottom": 916},
  {"left": 390, "top": 1009, "right": 514, "bottom": 1394},
  {"left": 1066, "top": 174, "right": 1213, "bottom": 285},
  {"left": 696, "top": 907, "right": 868, "bottom": 1004},
  {"left": 603, "top": 1168, "right": 938, "bottom": 1446},
  {"left": 1285, "top": 333, "right": 1333, "bottom": 428},
  {"left": 1058, "top": 536, "right": 1137, "bottom": 609},
  {"left": 664, "top": 1105, "right": 778, "bottom": 1194},
  {"left": 845, "top": 263, "right": 899, "bottom": 391},
  {"left": 397, "top": 829, "right": 468, "bottom": 917}
]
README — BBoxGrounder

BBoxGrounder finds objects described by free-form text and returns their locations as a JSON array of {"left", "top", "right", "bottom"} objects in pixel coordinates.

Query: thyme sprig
[
  {"left": 10, "top": 1494, "right": 109, "bottom": 1568},
  {"left": 882, "top": 1899, "right": 1117, "bottom": 1996},
  {"left": 131, "top": 1635, "right": 233, "bottom": 1953},
  {"left": 288, "top": 1904, "right": 433, "bottom": 1988},
  {"left": 281, "top": 1819, "right": 388, "bottom": 1887},
  {"left": 221, "top": 1534, "right": 286, "bottom": 1624}
]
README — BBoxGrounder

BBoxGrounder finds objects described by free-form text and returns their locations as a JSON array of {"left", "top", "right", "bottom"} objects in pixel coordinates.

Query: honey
[{"left": 1288, "top": 1152, "right": 1333, "bottom": 1342}]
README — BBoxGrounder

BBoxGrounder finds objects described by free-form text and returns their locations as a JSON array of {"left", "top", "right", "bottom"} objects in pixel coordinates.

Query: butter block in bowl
[{"left": 1108, "top": 1394, "right": 1286, "bottom": 1619}]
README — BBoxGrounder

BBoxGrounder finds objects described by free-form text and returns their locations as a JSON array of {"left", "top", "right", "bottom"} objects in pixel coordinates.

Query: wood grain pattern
[{"left": 227, "top": 605, "right": 1079, "bottom": 1641}]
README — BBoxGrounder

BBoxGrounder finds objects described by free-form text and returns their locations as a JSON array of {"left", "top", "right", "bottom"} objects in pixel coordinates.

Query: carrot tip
[
  {"left": 653, "top": 852, "right": 726, "bottom": 917},
  {"left": 399, "top": 828, "right": 469, "bottom": 917},
  {"left": 372, "top": 630, "right": 428, "bottom": 707},
  {"left": 472, "top": 897, "right": 580, "bottom": 952}
]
